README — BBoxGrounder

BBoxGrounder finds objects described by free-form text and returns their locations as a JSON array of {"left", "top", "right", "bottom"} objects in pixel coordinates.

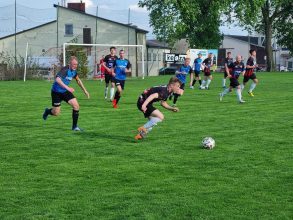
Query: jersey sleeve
[
  {"left": 103, "top": 55, "right": 109, "bottom": 63},
  {"left": 246, "top": 57, "right": 253, "bottom": 66},
  {"left": 126, "top": 59, "right": 131, "bottom": 69},
  {"left": 189, "top": 66, "right": 193, "bottom": 74},
  {"left": 56, "top": 66, "right": 68, "bottom": 79},
  {"left": 112, "top": 60, "right": 117, "bottom": 68}
]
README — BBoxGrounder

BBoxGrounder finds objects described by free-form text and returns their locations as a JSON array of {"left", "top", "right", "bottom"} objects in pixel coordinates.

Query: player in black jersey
[
  {"left": 135, "top": 77, "right": 183, "bottom": 140},
  {"left": 223, "top": 52, "right": 233, "bottom": 88}
]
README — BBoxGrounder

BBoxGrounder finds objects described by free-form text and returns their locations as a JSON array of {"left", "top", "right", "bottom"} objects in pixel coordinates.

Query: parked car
[{"left": 158, "top": 67, "right": 178, "bottom": 75}]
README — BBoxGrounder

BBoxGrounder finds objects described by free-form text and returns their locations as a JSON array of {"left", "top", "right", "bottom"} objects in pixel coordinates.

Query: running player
[
  {"left": 219, "top": 55, "right": 245, "bottom": 103},
  {"left": 200, "top": 53, "right": 214, "bottom": 89},
  {"left": 191, "top": 53, "right": 203, "bottom": 88},
  {"left": 135, "top": 77, "right": 183, "bottom": 140},
  {"left": 98, "top": 55, "right": 105, "bottom": 80},
  {"left": 241, "top": 49, "right": 259, "bottom": 97},
  {"left": 42, "top": 56, "right": 90, "bottom": 131},
  {"left": 102, "top": 47, "right": 118, "bottom": 100},
  {"left": 112, "top": 49, "right": 131, "bottom": 108},
  {"left": 171, "top": 57, "right": 193, "bottom": 106},
  {"left": 223, "top": 51, "right": 233, "bottom": 88}
]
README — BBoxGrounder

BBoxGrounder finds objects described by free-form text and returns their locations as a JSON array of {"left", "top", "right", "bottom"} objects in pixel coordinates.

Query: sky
[{"left": 0, "top": 0, "right": 248, "bottom": 38}]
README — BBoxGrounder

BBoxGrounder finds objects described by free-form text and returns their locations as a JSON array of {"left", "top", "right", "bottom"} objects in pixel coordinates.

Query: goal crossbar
[{"left": 63, "top": 43, "right": 145, "bottom": 79}]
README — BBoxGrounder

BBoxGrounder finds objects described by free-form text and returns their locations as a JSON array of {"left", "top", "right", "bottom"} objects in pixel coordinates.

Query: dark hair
[
  {"left": 249, "top": 49, "right": 256, "bottom": 54},
  {"left": 110, "top": 46, "right": 116, "bottom": 51},
  {"left": 168, "top": 77, "right": 181, "bottom": 86},
  {"left": 227, "top": 51, "right": 231, "bottom": 54},
  {"left": 119, "top": 49, "right": 124, "bottom": 53}
]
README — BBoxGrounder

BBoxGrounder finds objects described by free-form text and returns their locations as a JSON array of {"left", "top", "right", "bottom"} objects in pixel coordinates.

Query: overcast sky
[{"left": 0, "top": 0, "right": 248, "bottom": 38}]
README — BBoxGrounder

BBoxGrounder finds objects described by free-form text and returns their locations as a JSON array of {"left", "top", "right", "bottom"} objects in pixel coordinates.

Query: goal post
[{"left": 63, "top": 43, "right": 145, "bottom": 79}]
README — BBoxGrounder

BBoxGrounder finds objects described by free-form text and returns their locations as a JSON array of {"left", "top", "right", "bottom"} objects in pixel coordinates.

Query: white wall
[{"left": 221, "top": 36, "right": 250, "bottom": 62}]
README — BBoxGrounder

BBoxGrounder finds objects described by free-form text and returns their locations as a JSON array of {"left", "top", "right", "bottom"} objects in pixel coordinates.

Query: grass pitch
[{"left": 0, "top": 72, "right": 292, "bottom": 219}]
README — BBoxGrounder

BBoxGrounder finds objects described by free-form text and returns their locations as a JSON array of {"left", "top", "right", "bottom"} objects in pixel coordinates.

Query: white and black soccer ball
[{"left": 202, "top": 137, "right": 215, "bottom": 149}]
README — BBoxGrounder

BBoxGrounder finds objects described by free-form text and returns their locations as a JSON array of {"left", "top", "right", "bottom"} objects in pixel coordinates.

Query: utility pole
[
  {"left": 95, "top": 5, "right": 98, "bottom": 75},
  {"left": 14, "top": 0, "right": 16, "bottom": 80}
]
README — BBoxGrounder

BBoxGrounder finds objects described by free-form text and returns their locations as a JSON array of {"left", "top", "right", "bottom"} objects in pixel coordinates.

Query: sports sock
[
  {"left": 236, "top": 88, "right": 242, "bottom": 101},
  {"left": 201, "top": 80, "right": 206, "bottom": 87},
  {"left": 110, "top": 88, "right": 115, "bottom": 100},
  {"left": 114, "top": 91, "right": 121, "bottom": 104},
  {"left": 223, "top": 78, "right": 226, "bottom": 87},
  {"left": 206, "top": 79, "right": 211, "bottom": 87},
  {"left": 104, "top": 87, "right": 108, "bottom": 98},
  {"left": 249, "top": 82, "right": 256, "bottom": 92},
  {"left": 173, "top": 93, "right": 179, "bottom": 104},
  {"left": 199, "top": 80, "right": 202, "bottom": 85},
  {"left": 222, "top": 88, "right": 230, "bottom": 96},
  {"left": 143, "top": 117, "right": 162, "bottom": 132},
  {"left": 240, "top": 84, "right": 244, "bottom": 91},
  {"left": 192, "top": 79, "right": 196, "bottom": 86},
  {"left": 72, "top": 109, "right": 79, "bottom": 129}
]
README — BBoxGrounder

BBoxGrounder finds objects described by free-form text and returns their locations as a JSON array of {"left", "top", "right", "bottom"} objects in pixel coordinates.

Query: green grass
[{"left": 0, "top": 72, "right": 292, "bottom": 219}]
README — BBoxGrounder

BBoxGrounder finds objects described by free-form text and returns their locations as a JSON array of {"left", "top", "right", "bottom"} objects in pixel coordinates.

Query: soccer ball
[{"left": 202, "top": 137, "right": 215, "bottom": 149}]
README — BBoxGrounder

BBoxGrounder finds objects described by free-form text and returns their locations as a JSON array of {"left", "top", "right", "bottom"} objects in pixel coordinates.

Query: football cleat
[
  {"left": 112, "top": 99, "right": 118, "bottom": 108},
  {"left": 248, "top": 91, "right": 254, "bottom": 97},
  {"left": 72, "top": 126, "right": 83, "bottom": 131},
  {"left": 190, "top": 86, "right": 194, "bottom": 89},
  {"left": 219, "top": 93, "right": 223, "bottom": 101},
  {"left": 42, "top": 108, "right": 49, "bottom": 120},
  {"left": 239, "top": 99, "right": 246, "bottom": 104}
]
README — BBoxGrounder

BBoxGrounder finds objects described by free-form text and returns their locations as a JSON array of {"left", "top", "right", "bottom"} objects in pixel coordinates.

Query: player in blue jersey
[
  {"left": 191, "top": 53, "right": 203, "bottom": 88},
  {"left": 111, "top": 49, "right": 131, "bottom": 108},
  {"left": 200, "top": 53, "right": 214, "bottom": 89},
  {"left": 135, "top": 77, "right": 183, "bottom": 140},
  {"left": 219, "top": 55, "right": 245, "bottom": 103},
  {"left": 102, "top": 47, "right": 118, "bottom": 100},
  {"left": 170, "top": 57, "right": 193, "bottom": 106},
  {"left": 223, "top": 51, "right": 233, "bottom": 88},
  {"left": 42, "top": 56, "right": 90, "bottom": 131}
]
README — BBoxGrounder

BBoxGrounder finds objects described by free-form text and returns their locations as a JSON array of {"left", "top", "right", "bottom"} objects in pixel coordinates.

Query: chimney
[{"left": 67, "top": 1, "right": 85, "bottom": 13}]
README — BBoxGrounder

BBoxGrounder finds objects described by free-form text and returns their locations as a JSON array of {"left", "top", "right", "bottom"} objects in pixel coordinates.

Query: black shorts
[
  {"left": 194, "top": 70, "right": 201, "bottom": 77},
  {"left": 137, "top": 96, "right": 156, "bottom": 118},
  {"left": 115, "top": 79, "right": 125, "bottom": 90},
  {"left": 243, "top": 73, "right": 257, "bottom": 83},
  {"left": 51, "top": 90, "right": 75, "bottom": 107},
  {"left": 105, "top": 74, "right": 114, "bottom": 84},
  {"left": 230, "top": 78, "right": 240, "bottom": 88}
]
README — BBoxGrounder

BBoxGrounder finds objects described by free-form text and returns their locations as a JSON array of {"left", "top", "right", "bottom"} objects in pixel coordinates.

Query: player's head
[
  {"left": 208, "top": 53, "right": 213, "bottom": 58},
  {"left": 227, "top": 51, "right": 232, "bottom": 58},
  {"left": 168, "top": 77, "right": 181, "bottom": 93},
  {"left": 236, "top": 55, "right": 242, "bottom": 63},
  {"left": 198, "top": 53, "right": 202, "bottom": 58},
  {"left": 68, "top": 56, "right": 78, "bottom": 70},
  {"left": 184, "top": 57, "right": 191, "bottom": 66},
  {"left": 249, "top": 49, "right": 256, "bottom": 56},
  {"left": 119, "top": 49, "right": 125, "bottom": 59},
  {"left": 110, "top": 47, "right": 116, "bottom": 55}
]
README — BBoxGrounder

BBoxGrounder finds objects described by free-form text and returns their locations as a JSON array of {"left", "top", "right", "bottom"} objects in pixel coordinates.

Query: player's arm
[
  {"left": 75, "top": 76, "right": 90, "bottom": 98},
  {"left": 246, "top": 58, "right": 256, "bottom": 69},
  {"left": 161, "top": 101, "right": 179, "bottom": 112},
  {"left": 125, "top": 61, "right": 132, "bottom": 73},
  {"left": 141, "top": 93, "right": 158, "bottom": 113},
  {"left": 226, "top": 64, "right": 232, "bottom": 78},
  {"left": 55, "top": 76, "right": 74, "bottom": 93}
]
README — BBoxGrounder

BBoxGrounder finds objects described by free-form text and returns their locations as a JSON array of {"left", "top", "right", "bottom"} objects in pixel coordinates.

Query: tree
[
  {"left": 230, "top": 0, "right": 293, "bottom": 71},
  {"left": 138, "top": 0, "right": 229, "bottom": 48}
]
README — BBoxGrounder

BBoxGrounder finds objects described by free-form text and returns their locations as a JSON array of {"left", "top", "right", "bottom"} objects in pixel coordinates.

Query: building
[
  {"left": 146, "top": 40, "right": 171, "bottom": 76},
  {"left": 0, "top": 2, "right": 149, "bottom": 79}
]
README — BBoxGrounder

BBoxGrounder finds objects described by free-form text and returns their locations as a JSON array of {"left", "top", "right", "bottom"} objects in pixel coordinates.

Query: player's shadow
[{"left": 76, "top": 131, "right": 137, "bottom": 143}]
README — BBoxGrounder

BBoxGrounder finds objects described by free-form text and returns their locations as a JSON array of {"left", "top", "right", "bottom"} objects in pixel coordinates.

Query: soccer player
[
  {"left": 200, "top": 53, "right": 214, "bottom": 89},
  {"left": 219, "top": 55, "right": 246, "bottom": 103},
  {"left": 191, "top": 53, "right": 203, "bottom": 88},
  {"left": 42, "top": 56, "right": 90, "bottom": 131},
  {"left": 112, "top": 49, "right": 131, "bottom": 108},
  {"left": 98, "top": 55, "right": 105, "bottom": 80},
  {"left": 223, "top": 51, "right": 233, "bottom": 88},
  {"left": 135, "top": 77, "right": 183, "bottom": 140},
  {"left": 102, "top": 47, "right": 118, "bottom": 100},
  {"left": 241, "top": 49, "right": 259, "bottom": 97},
  {"left": 170, "top": 58, "right": 193, "bottom": 106}
]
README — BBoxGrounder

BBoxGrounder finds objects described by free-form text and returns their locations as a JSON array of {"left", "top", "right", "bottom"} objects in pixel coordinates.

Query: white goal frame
[{"left": 63, "top": 43, "right": 145, "bottom": 79}]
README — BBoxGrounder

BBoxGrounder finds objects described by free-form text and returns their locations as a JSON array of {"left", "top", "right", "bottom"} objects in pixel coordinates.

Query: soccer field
[{"left": 0, "top": 73, "right": 292, "bottom": 219}]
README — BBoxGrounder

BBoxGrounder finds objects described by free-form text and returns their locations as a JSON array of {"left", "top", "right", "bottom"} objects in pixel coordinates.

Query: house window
[
  {"left": 153, "top": 53, "right": 157, "bottom": 61},
  {"left": 158, "top": 54, "right": 161, "bottom": 61},
  {"left": 65, "top": 24, "right": 73, "bottom": 36},
  {"left": 148, "top": 53, "right": 152, "bottom": 61}
]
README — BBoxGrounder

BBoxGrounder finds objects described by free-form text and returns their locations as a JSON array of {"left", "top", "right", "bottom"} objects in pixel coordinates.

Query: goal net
[{"left": 63, "top": 43, "right": 145, "bottom": 79}]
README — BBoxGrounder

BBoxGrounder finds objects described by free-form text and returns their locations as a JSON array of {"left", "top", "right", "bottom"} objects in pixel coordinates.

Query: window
[
  {"left": 153, "top": 53, "right": 157, "bottom": 61},
  {"left": 148, "top": 53, "right": 152, "bottom": 61},
  {"left": 158, "top": 54, "right": 161, "bottom": 61},
  {"left": 65, "top": 24, "right": 73, "bottom": 36}
]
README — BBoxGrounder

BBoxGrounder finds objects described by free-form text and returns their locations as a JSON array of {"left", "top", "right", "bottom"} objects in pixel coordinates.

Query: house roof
[
  {"left": 0, "top": 4, "right": 148, "bottom": 40},
  {"left": 147, "top": 40, "right": 171, "bottom": 49},
  {"left": 54, "top": 4, "right": 148, "bottom": 34},
  {"left": 225, "top": 35, "right": 265, "bottom": 47}
]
